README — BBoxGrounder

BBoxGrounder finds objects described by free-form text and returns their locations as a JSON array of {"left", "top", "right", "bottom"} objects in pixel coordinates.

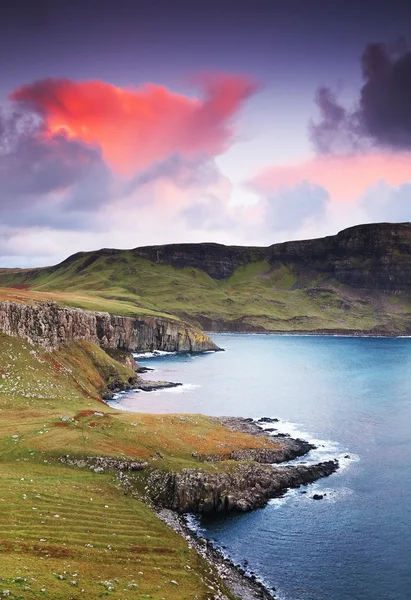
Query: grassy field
[
  {"left": 0, "top": 333, "right": 282, "bottom": 599},
  {"left": 1, "top": 248, "right": 411, "bottom": 334}
]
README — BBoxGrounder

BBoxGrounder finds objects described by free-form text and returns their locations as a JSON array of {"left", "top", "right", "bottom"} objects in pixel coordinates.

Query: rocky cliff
[
  {"left": 147, "top": 460, "right": 338, "bottom": 513},
  {"left": 129, "top": 222, "right": 411, "bottom": 290},
  {"left": 0, "top": 300, "right": 219, "bottom": 352},
  {"left": 268, "top": 222, "right": 411, "bottom": 292},
  {"left": 3, "top": 222, "right": 411, "bottom": 335}
]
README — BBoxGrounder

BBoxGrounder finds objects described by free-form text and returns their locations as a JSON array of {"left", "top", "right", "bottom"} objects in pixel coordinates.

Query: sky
[{"left": 1, "top": 0, "right": 411, "bottom": 267}]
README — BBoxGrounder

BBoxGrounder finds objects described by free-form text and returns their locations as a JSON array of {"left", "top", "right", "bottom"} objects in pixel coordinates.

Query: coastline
[
  {"left": 157, "top": 507, "right": 277, "bottom": 600},
  {"left": 205, "top": 329, "right": 410, "bottom": 339},
  {"left": 105, "top": 351, "right": 343, "bottom": 598},
  {"left": 151, "top": 416, "right": 339, "bottom": 599}
]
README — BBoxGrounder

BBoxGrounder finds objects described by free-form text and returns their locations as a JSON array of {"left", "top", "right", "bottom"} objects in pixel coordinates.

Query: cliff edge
[{"left": 0, "top": 299, "right": 219, "bottom": 352}]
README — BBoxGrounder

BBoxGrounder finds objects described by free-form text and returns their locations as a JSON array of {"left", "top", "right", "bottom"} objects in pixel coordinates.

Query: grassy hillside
[
  {"left": 2, "top": 241, "right": 411, "bottom": 334},
  {"left": 0, "top": 333, "right": 281, "bottom": 598}
]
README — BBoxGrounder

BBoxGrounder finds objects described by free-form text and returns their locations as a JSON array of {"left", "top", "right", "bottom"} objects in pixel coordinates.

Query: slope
[{"left": 2, "top": 222, "right": 411, "bottom": 334}]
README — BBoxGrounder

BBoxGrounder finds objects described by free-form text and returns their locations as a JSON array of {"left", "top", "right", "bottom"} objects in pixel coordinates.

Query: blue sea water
[{"left": 110, "top": 334, "right": 411, "bottom": 600}]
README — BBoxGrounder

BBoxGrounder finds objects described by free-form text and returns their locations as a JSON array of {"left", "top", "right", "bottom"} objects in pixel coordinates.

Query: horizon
[{"left": 2, "top": 0, "right": 411, "bottom": 267}]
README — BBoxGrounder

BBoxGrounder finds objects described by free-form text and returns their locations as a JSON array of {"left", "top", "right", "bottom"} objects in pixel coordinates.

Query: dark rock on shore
[
  {"left": 214, "top": 416, "right": 315, "bottom": 463},
  {"left": 137, "top": 380, "right": 182, "bottom": 392},
  {"left": 147, "top": 460, "right": 339, "bottom": 513}
]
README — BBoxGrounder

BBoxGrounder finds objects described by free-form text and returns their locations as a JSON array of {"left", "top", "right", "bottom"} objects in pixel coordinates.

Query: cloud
[
  {"left": 124, "top": 153, "right": 220, "bottom": 197},
  {"left": 251, "top": 180, "right": 330, "bottom": 233},
  {"left": 180, "top": 194, "right": 236, "bottom": 231},
  {"left": 310, "top": 39, "right": 411, "bottom": 153},
  {"left": 252, "top": 152, "right": 411, "bottom": 204},
  {"left": 0, "top": 72, "right": 258, "bottom": 244},
  {"left": 361, "top": 181, "right": 411, "bottom": 223},
  {"left": 11, "top": 75, "right": 257, "bottom": 176},
  {"left": 0, "top": 107, "right": 112, "bottom": 229}
]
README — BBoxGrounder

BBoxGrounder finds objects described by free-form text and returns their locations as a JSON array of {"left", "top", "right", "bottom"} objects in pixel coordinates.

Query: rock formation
[
  {"left": 147, "top": 460, "right": 338, "bottom": 513},
  {"left": 0, "top": 300, "right": 220, "bottom": 352},
  {"left": 134, "top": 222, "right": 411, "bottom": 291}
]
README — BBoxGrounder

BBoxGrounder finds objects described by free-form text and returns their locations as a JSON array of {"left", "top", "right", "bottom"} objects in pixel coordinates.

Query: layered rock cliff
[
  {"left": 3, "top": 222, "right": 411, "bottom": 335},
  {"left": 0, "top": 300, "right": 219, "bottom": 352},
  {"left": 147, "top": 460, "right": 338, "bottom": 513},
  {"left": 132, "top": 222, "right": 411, "bottom": 291}
]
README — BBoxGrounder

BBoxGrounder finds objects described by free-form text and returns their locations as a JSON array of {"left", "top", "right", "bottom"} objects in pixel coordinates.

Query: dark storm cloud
[
  {"left": 0, "top": 108, "right": 111, "bottom": 229},
  {"left": 310, "top": 39, "right": 411, "bottom": 153}
]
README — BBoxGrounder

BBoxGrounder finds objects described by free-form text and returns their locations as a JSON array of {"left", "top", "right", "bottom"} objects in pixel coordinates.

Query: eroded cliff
[
  {"left": 0, "top": 300, "right": 219, "bottom": 352},
  {"left": 146, "top": 460, "right": 338, "bottom": 513}
]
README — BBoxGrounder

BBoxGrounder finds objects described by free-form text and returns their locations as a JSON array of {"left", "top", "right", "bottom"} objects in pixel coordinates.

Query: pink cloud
[
  {"left": 11, "top": 75, "right": 257, "bottom": 176},
  {"left": 254, "top": 153, "right": 411, "bottom": 203}
]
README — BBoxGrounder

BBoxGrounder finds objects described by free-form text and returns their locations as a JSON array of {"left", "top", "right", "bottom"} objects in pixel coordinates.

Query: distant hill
[{"left": 2, "top": 222, "right": 411, "bottom": 335}]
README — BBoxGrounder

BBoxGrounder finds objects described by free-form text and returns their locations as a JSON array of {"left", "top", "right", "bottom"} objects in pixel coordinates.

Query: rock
[
  {"left": 138, "top": 380, "right": 182, "bottom": 392},
  {"left": 60, "top": 456, "right": 147, "bottom": 472},
  {"left": 0, "top": 300, "right": 221, "bottom": 353},
  {"left": 312, "top": 494, "right": 324, "bottom": 500},
  {"left": 147, "top": 460, "right": 339, "bottom": 513},
  {"left": 257, "top": 417, "right": 279, "bottom": 424}
]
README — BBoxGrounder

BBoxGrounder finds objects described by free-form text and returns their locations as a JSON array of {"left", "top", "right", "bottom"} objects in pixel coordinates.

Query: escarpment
[
  {"left": 133, "top": 223, "right": 411, "bottom": 290},
  {"left": 0, "top": 300, "right": 220, "bottom": 352},
  {"left": 147, "top": 460, "right": 339, "bottom": 513}
]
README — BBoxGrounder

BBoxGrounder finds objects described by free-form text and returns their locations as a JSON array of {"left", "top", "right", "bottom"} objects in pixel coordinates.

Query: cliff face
[
  {"left": 269, "top": 222, "right": 411, "bottom": 292},
  {"left": 2, "top": 222, "right": 411, "bottom": 336},
  {"left": 134, "top": 223, "right": 411, "bottom": 291},
  {"left": 147, "top": 461, "right": 338, "bottom": 513},
  {"left": 133, "top": 243, "right": 267, "bottom": 279},
  {"left": 0, "top": 300, "right": 219, "bottom": 352}
]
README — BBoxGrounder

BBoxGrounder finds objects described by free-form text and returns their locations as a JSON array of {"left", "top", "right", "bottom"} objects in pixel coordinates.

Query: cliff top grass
[
  {"left": 0, "top": 332, "right": 281, "bottom": 598},
  {"left": 2, "top": 244, "right": 411, "bottom": 334}
]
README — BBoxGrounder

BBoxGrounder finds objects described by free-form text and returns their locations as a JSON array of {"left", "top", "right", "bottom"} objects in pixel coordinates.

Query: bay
[{"left": 110, "top": 334, "right": 411, "bottom": 600}]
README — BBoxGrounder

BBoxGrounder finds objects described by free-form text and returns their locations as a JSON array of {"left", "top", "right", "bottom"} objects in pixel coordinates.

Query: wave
[
  {"left": 144, "top": 382, "right": 200, "bottom": 394},
  {"left": 133, "top": 350, "right": 177, "bottom": 359},
  {"left": 256, "top": 417, "right": 359, "bottom": 468}
]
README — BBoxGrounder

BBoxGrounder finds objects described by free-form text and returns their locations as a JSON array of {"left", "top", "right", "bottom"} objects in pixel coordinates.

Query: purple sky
[{"left": 1, "top": 0, "right": 411, "bottom": 266}]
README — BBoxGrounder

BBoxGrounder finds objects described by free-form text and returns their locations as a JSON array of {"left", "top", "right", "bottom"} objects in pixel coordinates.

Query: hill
[{"left": 2, "top": 222, "right": 411, "bottom": 335}]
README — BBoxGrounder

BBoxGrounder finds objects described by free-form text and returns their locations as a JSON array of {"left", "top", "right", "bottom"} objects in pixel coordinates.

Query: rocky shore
[
  {"left": 157, "top": 508, "right": 277, "bottom": 600},
  {"left": 147, "top": 459, "right": 338, "bottom": 513},
  {"left": 59, "top": 416, "right": 339, "bottom": 599},
  {"left": 145, "top": 417, "right": 338, "bottom": 513}
]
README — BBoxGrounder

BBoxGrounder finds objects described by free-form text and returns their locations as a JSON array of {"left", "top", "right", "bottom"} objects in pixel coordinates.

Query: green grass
[
  {"left": 0, "top": 461, "right": 232, "bottom": 599},
  {"left": 0, "top": 332, "right": 283, "bottom": 598},
  {"left": 2, "top": 247, "right": 411, "bottom": 334}
]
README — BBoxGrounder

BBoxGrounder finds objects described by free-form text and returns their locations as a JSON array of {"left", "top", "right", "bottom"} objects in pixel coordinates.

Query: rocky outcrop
[
  {"left": 60, "top": 455, "right": 147, "bottom": 473},
  {"left": 268, "top": 222, "right": 411, "bottom": 292},
  {"left": 0, "top": 299, "right": 220, "bottom": 352},
  {"left": 130, "top": 222, "right": 411, "bottom": 290},
  {"left": 133, "top": 243, "right": 267, "bottom": 279},
  {"left": 147, "top": 460, "right": 338, "bottom": 513}
]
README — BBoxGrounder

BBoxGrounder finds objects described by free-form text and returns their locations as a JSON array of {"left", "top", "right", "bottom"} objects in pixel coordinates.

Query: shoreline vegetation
[{"left": 0, "top": 320, "right": 341, "bottom": 599}]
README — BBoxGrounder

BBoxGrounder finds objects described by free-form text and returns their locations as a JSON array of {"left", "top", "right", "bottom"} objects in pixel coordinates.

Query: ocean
[{"left": 109, "top": 333, "right": 411, "bottom": 600}]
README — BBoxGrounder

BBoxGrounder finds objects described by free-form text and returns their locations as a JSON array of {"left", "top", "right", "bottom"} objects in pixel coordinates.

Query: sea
[{"left": 108, "top": 333, "right": 411, "bottom": 600}]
